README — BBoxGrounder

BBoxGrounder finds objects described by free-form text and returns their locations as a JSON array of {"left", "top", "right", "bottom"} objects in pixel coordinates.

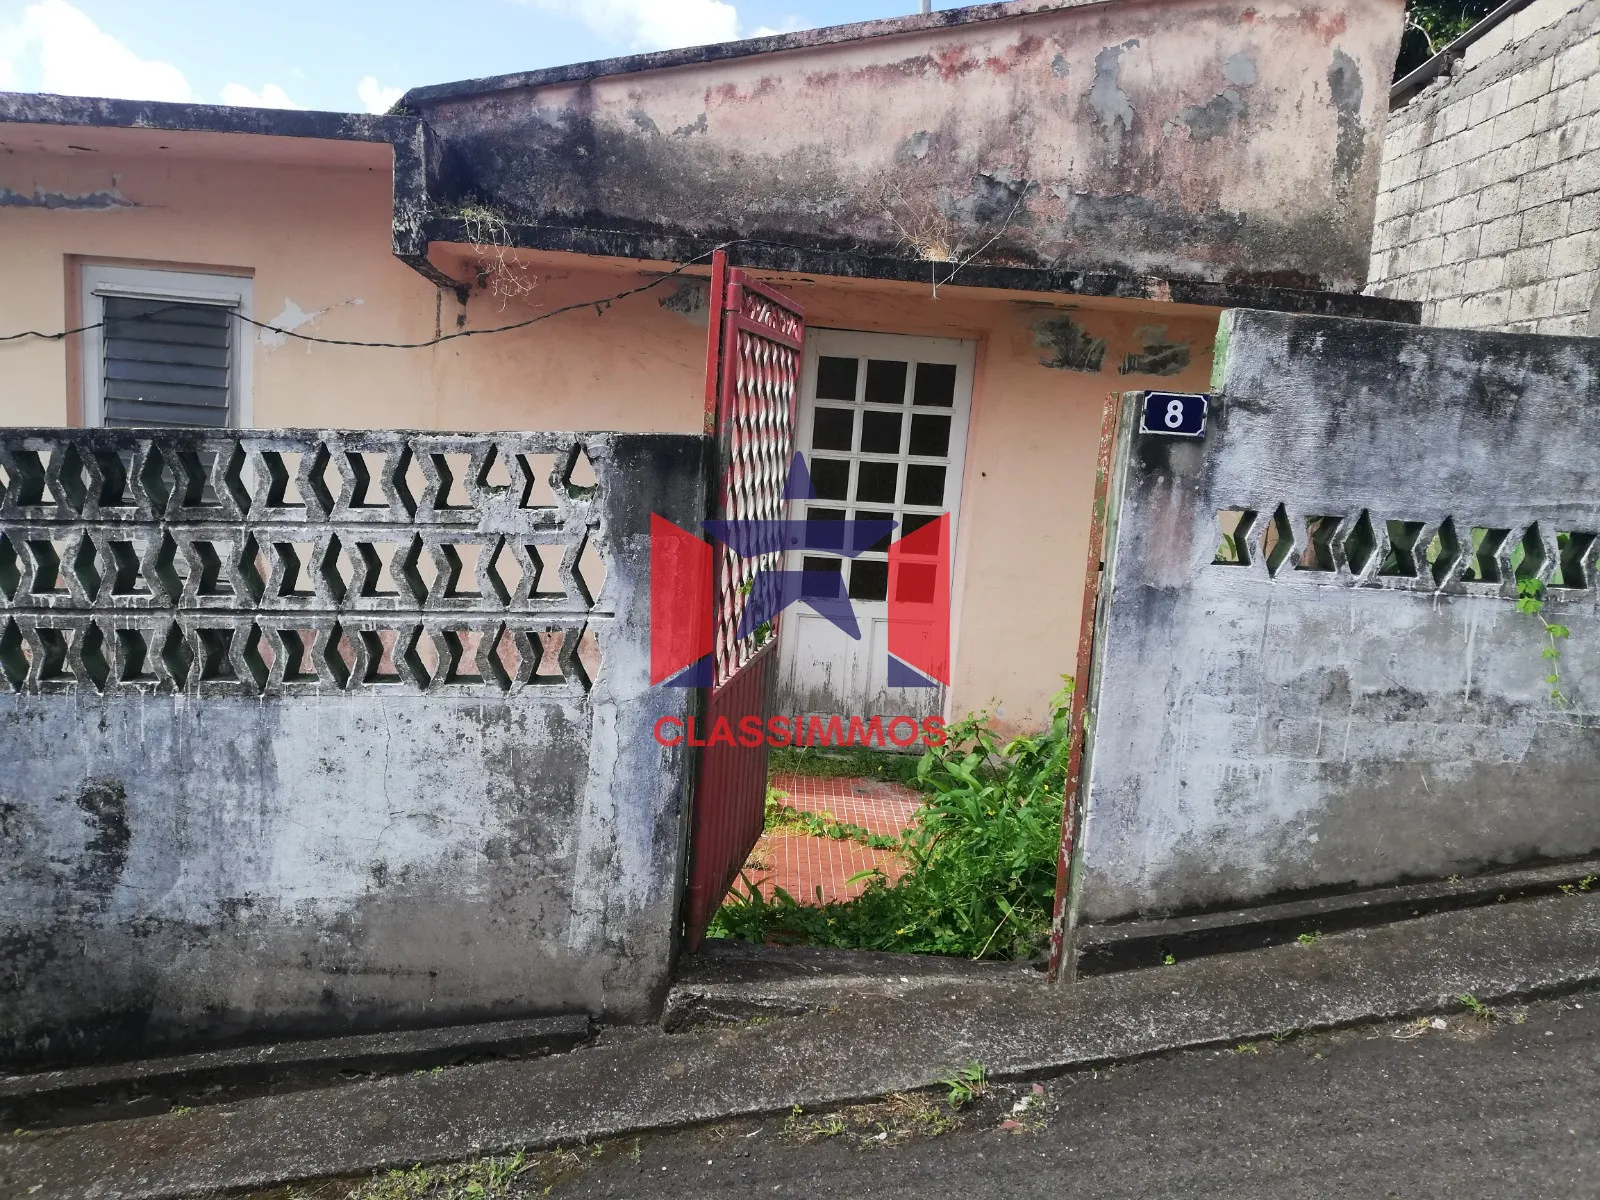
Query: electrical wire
[{"left": 0, "top": 241, "right": 737, "bottom": 349}]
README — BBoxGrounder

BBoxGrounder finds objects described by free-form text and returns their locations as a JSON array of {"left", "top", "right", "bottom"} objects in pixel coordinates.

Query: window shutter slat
[
  {"left": 104, "top": 359, "right": 230, "bottom": 388},
  {"left": 103, "top": 337, "right": 230, "bottom": 368},
  {"left": 102, "top": 295, "right": 232, "bottom": 428},
  {"left": 103, "top": 399, "right": 230, "bottom": 427}
]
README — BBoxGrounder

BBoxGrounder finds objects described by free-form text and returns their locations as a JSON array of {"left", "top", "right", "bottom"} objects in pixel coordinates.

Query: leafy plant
[
  {"left": 938, "top": 1062, "right": 990, "bottom": 1109},
  {"left": 1395, "top": 0, "right": 1498, "bottom": 78},
  {"left": 1459, "top": 993, "right": 1496, "bottom": 1021},
  {"left": 764, "top": 790, "right": 902, "bottom": 851},
  {"left": 709, "top": 683, "right": 1074, "bottom": 960},
  {"left": 1516, "top": 578, "right": 1570, "bottom": 706},
  {"left": 1296, "top": 931, "right": 1322, "bottom": 945}
]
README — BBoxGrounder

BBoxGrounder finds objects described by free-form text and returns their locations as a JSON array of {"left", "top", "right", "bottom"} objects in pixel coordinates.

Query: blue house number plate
[{"left": 1140, "top": 391, "right": 1208, "bottom": 438}]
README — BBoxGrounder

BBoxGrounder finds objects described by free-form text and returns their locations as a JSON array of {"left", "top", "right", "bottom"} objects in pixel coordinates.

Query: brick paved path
[{"left": 743, "top": 774, "right": 923, "bottom": 904}]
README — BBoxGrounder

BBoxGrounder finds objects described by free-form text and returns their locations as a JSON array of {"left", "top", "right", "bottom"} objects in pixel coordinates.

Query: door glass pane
[
  {"left": 895, "top": 561, "right": 938, "bottom": 604},
  {"left": 913, "top": 362, "right": 956, "bottom": 407},
  {"left": 904, "top": 464, "right": 944, "bottom": 506},
  {"left": 855, "top": 509, "right": 894, "bottom": 554},
  {"left": 812, "top": 407, "right": 854, "bottom": 451},
  {"left": 811, "top": 458, "right": 850, "bottom": 500},
  {"left": 816, "top": 356, "right": 858, "bottom": 401},
  {"left": 801, "top": 556, "right": 841, "bottom": 596},
  {"left": 855, "top": 461, "right": 898, "bottom": 503},
  {"left": 901, "top": 512, "right": 940, "bottom": 538},
  {"left": 860, "top": 410, "right": 902, "bottom": 454},
  {"left": 848, "top": 559, "right": 889, "bottom": 602},
  {"left": 807, "top": 507, "right": 846, "bottom": 550},
  {"left": 908, "top": 413, "right": 950, "bottom": 457},
  {"left": 864, "top": 360, "right": 908, "bottom": 405}
]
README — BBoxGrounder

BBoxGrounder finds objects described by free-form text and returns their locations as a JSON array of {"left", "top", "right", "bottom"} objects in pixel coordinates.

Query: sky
[{"left": 0, "top": 0, "right": 947, "bottom": 114}]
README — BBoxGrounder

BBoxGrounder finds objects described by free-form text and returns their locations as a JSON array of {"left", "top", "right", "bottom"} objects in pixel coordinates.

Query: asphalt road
[{"left": 541, "top": 989, "right": 1600, "bottom": 1199}]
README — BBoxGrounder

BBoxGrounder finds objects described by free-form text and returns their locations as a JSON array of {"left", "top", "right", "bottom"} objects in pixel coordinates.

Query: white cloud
[
  {"left": 0, "top": 0, "right": 192, "bottom": 101},
  {"left": 527, "top": 0, "right": 740, "bottom": 51},
  {"left": 357, "top": 75, "right": 404, "bottom": 114},
  {"left": 750, "top": 15, "right": 807, "bottom": 37},
  {"left": 219, "top": 81, "right": 302, "bottom": 109}
]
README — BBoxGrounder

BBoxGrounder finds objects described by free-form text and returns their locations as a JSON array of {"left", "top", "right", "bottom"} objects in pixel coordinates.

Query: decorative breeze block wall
[{"left": 0, "top": 428, "right": 707, "bottom": 1068}]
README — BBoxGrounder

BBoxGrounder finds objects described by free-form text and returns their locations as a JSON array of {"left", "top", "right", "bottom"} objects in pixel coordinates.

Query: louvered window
[
  {"left": 81, "top": 265, "right": 252, "bottom": 429},
  {"left": 101, "top": 297, "right": 233, "bottom": 428}
]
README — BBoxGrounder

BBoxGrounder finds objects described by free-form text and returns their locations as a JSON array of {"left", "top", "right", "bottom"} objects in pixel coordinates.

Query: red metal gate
[{"left": 682, "top": 251, "right": 805, "bottom": 950}]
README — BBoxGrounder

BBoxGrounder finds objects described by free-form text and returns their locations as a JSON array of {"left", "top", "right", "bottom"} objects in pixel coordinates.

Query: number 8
[{"left": 1164, "top": 398, "right": 1184, "bottom": 428}]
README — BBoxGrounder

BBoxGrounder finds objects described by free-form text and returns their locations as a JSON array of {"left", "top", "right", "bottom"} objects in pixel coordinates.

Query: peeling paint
[
  {"left": 258, "top": 297, "right": 365, "bottom": 349},
  {"left": 0, "top": 181, "right": 135, "bottom": 209},
  {"left": 1173, "top": 88, "right": 1245, "bottom": 141},
  {"left": 1120, "top": 324, "right": 1192, "bottom": 375},
  {"left": 1088, "top": 40, "right": 1139, "bottom": 166},
  {"left": 1223, "top": 52, "right": 1259, "bottom": 86},
  {"left": 1034, "top": 314, "right": 1108, "bottom": 373},
  {"left": 409, "top": 0, "right": 1406, "bottom": 293}
]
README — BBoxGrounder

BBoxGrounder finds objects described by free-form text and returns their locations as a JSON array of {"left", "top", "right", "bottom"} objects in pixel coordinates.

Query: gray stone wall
[
  {"left": 1367, "top": 0, "right": 1600, "bottom": 334},
  {"left": 0, "top": 428, "right": 707, "bottom": 1068},
  {"left": 1074, "top": 310, "right": 1600, "bottom": 923}
]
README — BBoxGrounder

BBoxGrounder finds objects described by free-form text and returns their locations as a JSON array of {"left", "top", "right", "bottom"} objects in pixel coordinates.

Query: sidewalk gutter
[{"left": 6, "top": 891, "right": 1600, "bottom": 1200}]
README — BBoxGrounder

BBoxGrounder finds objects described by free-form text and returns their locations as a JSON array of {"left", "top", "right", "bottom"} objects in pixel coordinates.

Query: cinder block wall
[{"left": 1367, "top": 0, "right": 1600, "bottom": 334}]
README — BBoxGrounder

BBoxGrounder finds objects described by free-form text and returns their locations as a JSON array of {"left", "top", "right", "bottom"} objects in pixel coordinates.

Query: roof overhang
[{"left": 0, "top": 91, "right": 456, "bottom": 291}]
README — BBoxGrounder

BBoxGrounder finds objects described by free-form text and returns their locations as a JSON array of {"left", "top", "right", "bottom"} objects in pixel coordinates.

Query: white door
[{"left": 775, "top": 329, "right": 974, "bottom": 725}]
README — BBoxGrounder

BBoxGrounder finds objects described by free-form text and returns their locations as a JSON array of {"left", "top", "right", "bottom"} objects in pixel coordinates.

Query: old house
[
  {"left": 0, "top": 0, "right": 1418, "bottom": 1064},
  {"left": 2, "top": 0, "right": 1411, "bottom": 736}
]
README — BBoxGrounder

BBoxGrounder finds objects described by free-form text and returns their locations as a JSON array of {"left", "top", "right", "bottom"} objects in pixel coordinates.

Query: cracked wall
[{"left": 414, "top": 0, "right": 1406, "bottom": 291}]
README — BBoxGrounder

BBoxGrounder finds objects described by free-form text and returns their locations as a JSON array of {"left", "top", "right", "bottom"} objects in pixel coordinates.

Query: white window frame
[{"left": 80, "top": 264, "right": 253, "bottom": 428}]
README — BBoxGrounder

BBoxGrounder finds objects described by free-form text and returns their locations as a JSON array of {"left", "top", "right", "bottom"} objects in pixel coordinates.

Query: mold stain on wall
[{"left": 1034, "top": 312, "right": 1109, "bottom": 372}]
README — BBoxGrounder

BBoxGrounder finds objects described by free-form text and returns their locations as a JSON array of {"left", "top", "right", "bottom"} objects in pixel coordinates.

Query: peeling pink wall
[
  {"left": 416, "top": 0, "right": 1405, "bottom": 291},
  {"left": 0, "top": 129, "right": 1215, "bottom": 730}
]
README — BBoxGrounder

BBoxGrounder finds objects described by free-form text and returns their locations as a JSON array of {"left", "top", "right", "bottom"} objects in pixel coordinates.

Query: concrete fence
[
  {"left": 1076, "top": 310, "right": 1600, "bottom": 923},
  {"left": 0, "top": 428, "right": 706, "bottom": 1068}
]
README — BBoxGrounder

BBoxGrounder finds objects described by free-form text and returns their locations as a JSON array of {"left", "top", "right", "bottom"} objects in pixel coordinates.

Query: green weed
[
  {"left": 1296, "top": 931, "right": 1322, "bottom": 945},
  {"left": 709, "top": 683, "right": 1072, "bottom": 960},
  {"left": 938, "top": 1062, "right": 990, "bottom": 1109},
  {"left": 763, "top": 789, "right": 901, "bottom": 851},
  {"left": 1459, "top": 993, "right": 1496, "bottom": 1021},
  {"left": 346, "top": 1150, "right": 532, "bottom": 1199}
]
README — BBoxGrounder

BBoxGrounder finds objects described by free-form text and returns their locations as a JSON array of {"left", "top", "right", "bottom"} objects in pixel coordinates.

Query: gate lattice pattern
[
  {"left": 710, "top": 277, "right": 805, "bottom": 688},
  {"left": 0, "top": 430, "right": 607, "bottom": 695},
  {"left": 683, "top": 264, "right": 805, "bottom": 951}
]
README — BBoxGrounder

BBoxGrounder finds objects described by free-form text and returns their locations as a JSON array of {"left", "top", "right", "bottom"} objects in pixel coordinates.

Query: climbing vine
[{"left": 1516, "top": 578, "right": 1570, "bottom": 707}]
